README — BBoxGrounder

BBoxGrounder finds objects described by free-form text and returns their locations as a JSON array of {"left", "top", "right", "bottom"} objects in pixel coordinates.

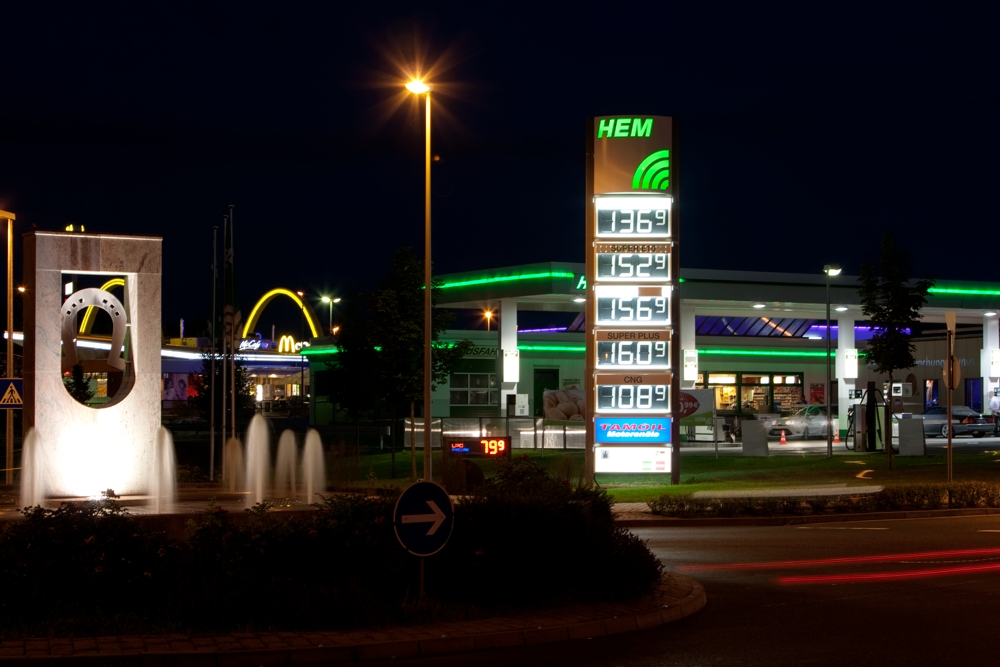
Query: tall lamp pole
[
  {"left": 321, "top": 296, "right": 340, "bottom": 335},
  {"left": 406, "top": 79, "right": 433, "bottom": 481},
  {"left": 2, "top": 210, "right": 14, "bottom": 485},
  {"left": 823, "top": 264, "right": 842, "bottom": 458}
]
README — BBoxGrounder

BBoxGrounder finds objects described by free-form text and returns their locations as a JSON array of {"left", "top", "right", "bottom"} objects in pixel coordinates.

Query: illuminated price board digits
[
  {"left": 447, "top": 437, "right": 509, "bottom": 458},
  {"left": 596, "top": 253, "right": 669, "bottom": 280},
  {"left": 597, "top": 384, "right": 670, "bottom": 412},
  {"left": 597, "top": 208, "right": 669, "bottom": 236},
  {"left": 597, "top": 340, "right": 668, "bottom": 367}
]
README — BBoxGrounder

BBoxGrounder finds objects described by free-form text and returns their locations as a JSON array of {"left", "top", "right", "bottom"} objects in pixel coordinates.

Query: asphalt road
[
  {"left": 685, "top": 433, "right": 1000, "bottom": 456},
  {"left": 388, "top": 515, "right": 1000, "bottom": 666}
]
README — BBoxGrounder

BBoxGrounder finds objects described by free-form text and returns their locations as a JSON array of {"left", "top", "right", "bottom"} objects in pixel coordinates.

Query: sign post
[
  {"left": 585, "top": 116, "right": 677, "bottom": 483},
  {"left": 393, "top": 480, "right": 455, "bottom": 597}
]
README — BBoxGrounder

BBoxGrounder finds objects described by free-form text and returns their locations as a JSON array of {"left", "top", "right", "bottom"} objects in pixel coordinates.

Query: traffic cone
[
  {"left": 780, "top": 429, "right": 787, "bottom": 445},
  {"left": 834, "top": 430, "right": 841, "bottom": 445}
]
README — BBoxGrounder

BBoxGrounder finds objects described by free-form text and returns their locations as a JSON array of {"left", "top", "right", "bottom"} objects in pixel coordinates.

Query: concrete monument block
[
  {"left": 24, "top": 232, "right": 162, "bottom": 497},
  {"left": 741, "top": 421, "right": 770, "bottom": 457}
]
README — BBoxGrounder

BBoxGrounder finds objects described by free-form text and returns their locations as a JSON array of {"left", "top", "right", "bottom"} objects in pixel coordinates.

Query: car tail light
[
  {"left": 986, "top": 416, "right": 995, "bottom": 424},
  {"left": 962, "top": 417, "right": 974, "bottom": 424}
]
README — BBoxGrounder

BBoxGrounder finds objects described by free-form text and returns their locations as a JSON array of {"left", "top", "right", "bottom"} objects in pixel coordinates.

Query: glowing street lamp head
[
  {"left": 823, "top": 264, "right": 842, "bottom": 277},
  {"left": 321, "top": 296, "right": 331, "bottom": 304},
  {"left": 406, "top": 80, "right": 430, "bottom": 94}
]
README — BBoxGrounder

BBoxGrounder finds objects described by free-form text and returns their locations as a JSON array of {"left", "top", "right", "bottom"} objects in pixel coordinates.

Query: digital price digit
[
  {"left": 597, "top": 384, "right": 670, "bottom": 412},
  {"left": 447, "top": 437, "right": 508, "bottom": 457},
  {"left": 596, "top": 253, "right": 669, "bottom": 281},
  {"left": 596, "top": 296, "right": 669, "bottom": 324},
  {"left": 480, "top": 438, "right": 506, "bottom": 455},
  {"left": 597, "top": 340, "right": 669, "bottom": 368},
  {"left": 597, "top": 208, "right": 669, "bottom": 236}
]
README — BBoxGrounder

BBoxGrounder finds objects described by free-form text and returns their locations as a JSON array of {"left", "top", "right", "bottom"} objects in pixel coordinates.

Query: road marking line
[{"left": 856, "top": 470, "right": 874, "bottom": 479}]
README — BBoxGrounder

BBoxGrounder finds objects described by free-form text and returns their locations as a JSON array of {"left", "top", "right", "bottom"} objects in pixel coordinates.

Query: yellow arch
[
  {"left": 79, "top": 277, "right": 126, "bottom": 334},
  {"left": 242, "top": 288, "right": 322, "bottom": 340}
]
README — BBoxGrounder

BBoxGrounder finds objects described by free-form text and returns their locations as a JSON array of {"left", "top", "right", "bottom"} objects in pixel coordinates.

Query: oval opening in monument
[{"left": 60, "top": 277, "right": 134, "bottom": 408}]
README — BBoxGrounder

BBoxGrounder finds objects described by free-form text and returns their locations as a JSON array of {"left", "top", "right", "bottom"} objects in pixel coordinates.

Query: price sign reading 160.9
[{"left": 597, "top": 340, "right": 669, "bottom": 368}]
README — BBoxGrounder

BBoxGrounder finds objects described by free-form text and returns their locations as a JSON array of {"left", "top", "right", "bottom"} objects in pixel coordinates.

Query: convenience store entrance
[{"left": 693, "top": 371, "right": 805, "bottom": 415}]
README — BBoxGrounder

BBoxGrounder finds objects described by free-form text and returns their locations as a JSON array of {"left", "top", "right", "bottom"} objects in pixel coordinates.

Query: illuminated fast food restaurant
[{"left": 303, "top": 262, "right": 1000, "bottom": 442}]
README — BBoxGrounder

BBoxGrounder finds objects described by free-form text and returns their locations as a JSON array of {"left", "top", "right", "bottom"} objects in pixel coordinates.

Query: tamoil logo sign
[{"left": 594, "top": 417, "right": 671, "bottom": 444}]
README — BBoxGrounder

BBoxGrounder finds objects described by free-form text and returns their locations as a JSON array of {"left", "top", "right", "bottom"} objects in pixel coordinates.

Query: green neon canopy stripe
[
  {"left": 303, "top": 344, "right": 836, "bottom": 359},
  {"left": 929, "top": 286, "right": 1000, "bottom": 296},
  {"left": 438, "top": 271, "right": 576, "bottom": 290}
]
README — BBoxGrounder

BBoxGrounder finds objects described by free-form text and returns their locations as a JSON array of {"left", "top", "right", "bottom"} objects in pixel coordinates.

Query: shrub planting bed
[
  {"left": 0, "top": 457, "right": 661, "bottom": 639},
  {"left": 648, "top": 481, "right": 1000, "bottom": 518}
]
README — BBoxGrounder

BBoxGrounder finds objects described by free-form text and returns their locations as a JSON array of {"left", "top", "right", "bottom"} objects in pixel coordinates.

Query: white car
[{"left": 768, "top": 406, "right": 831, "bottom": 439}]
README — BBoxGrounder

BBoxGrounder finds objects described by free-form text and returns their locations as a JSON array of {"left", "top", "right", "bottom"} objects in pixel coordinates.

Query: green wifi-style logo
[{"left": 632, "top": 150, "right": 670, "bottom": 190}]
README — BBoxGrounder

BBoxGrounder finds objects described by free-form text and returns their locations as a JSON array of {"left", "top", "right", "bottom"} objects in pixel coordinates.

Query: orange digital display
[{"left": 447, "top": 437, "right": 509, "bottom": 458}]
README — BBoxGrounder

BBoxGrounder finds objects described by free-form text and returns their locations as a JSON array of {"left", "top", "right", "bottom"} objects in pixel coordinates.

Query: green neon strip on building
[
  {"left": 698, "top": 348, "right": 834, "bottom": 358},
  {"left": 438, "top": 271, "right": 576, "bottom": 290},
  {"left": 517, "top": 344, "right": 586, "bottom": 353},
  {"left": 928, "top": 287, "right": 1000, "bottom": 296}
]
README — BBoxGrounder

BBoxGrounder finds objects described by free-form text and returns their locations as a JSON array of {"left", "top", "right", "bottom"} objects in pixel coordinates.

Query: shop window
[
  {"left": 709, "top": 373, "right": 736, "bottom": 384},
  {"left": 450, "top": 373, "right": 498, "bottom": 405}
]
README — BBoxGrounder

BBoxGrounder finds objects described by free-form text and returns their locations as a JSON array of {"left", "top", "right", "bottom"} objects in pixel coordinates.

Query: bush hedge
[
  {"left": 648, "top": 481, "right": 1000, "bottom": 518},
  {"left": 0, "top": 456, "right": 661, "bottom": 638}
]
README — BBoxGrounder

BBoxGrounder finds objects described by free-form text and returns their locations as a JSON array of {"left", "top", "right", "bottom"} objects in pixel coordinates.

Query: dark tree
[
  {"left": 858, "top": 234, "right": 934, "bottom": 467},
  {"left": 64, "top": 363, "right": 95, "bottom": 405},
  {"left": 193, "top": 353, "right": 255, "bottom": 422}
]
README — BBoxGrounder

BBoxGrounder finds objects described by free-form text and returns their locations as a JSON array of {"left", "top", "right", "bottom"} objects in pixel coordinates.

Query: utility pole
[{"left": 2, "top": 210, "right": 14, "bottom": 485}]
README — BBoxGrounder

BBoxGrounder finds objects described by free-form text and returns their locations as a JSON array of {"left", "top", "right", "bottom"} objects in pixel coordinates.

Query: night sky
[{"left": 0, "top": 3, "right": 995, "bottom": 337}]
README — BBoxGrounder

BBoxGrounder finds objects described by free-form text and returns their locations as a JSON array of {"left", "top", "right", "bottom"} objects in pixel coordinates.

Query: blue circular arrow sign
[{"left": 393, "top": 480, "right": 455, "bottom": 557}]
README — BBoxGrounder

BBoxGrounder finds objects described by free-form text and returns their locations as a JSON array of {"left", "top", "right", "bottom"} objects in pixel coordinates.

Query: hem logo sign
[{"left": 595, "top": 118, "right": 669, "bottom": 191}]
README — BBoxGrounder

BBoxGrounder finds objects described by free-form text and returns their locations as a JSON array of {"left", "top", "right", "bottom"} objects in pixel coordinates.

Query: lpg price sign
[
  {"left": 586, "top": 115, "right": 677, "bottom": 477},
  {"left": 445, "top": 436, "right": 511, "bottom": 458}
]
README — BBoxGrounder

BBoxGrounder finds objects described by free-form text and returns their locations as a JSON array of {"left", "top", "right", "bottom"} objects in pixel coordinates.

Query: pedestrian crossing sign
[{"left": 0, "top": 379, "right": 23, "bottom": 409}]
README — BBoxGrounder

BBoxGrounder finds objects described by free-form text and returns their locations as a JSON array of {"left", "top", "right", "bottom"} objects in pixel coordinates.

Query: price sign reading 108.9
[{"left": 596, "top": 384, "right": 670, "bottom": 413}]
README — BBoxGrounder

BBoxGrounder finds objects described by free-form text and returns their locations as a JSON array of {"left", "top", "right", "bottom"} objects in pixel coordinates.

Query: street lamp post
[
  {"left": 2, "top": 210, "right": 14, "bottom": 485},
  {"left": 824, "top": 264, "right": 842, "bottom": 458},
  {"left": 406, "top": 78, "right": 433, "bottom": 481},
  {"left": 296, "top": 290, "right": 306, "bottom": 408},
  {"left": 321, "top": 296, "right": 341, "bottom": 336}
]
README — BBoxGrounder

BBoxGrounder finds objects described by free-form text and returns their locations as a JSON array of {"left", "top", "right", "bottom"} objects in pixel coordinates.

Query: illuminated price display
[
  {"left": 596, "top": 296, "right": 669, "bottom": 325},
  {"left": 446, "top": 437, "right": 509, "bottom": 458},
  {"left": 597, "top": 340, "right": 669, "bottom": 368},
  {"left": 595, "top": 197, "right": 671, "bottom": 238},
  {"left": 597, "top": 253, "right": 669, "bottom": 281},
  {"left": 596, "top": 384, "right": 670, "bottom": 413}
]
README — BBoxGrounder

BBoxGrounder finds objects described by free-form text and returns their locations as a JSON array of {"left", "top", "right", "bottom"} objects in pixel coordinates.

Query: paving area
[{"left": 0, "top": 572, "right": 704, "bottom": 665}]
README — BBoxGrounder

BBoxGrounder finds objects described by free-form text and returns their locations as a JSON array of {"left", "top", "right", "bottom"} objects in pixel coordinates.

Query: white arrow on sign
[{"left": 401, "top": 500, "right": 446, "bottom": 535}]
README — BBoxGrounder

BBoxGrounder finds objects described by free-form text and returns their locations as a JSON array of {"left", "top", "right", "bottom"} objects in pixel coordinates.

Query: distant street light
[
  {"left": 321, "top": 295, "right": 341, "bottom": 335},
  {"left": 824, "top": 264, "right": 842, "bottom": 458},
  {"left": 484, "top": 309, "right": 493, "bottom": 331},
  {"left": 406, "top": 78, "right": 433, "bottom": 481}
]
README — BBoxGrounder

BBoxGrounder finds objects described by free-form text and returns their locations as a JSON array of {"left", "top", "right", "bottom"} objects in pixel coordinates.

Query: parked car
[
  {"left": 768, "top": 405, "right": 831, "bottom": 439},
  {"left": 902, "top": 406, "right": 992, "bottom": 438}
]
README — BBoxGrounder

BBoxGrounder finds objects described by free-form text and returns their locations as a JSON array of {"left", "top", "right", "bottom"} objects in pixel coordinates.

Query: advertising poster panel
[
  {"left": 162, "top": 373, "right": 194, "bottom": 402},
  {"left": 542, "top": 386, "right": 585, "bottom": 424}
]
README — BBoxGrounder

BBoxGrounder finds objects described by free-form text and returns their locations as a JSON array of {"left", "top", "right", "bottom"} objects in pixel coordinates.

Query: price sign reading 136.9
[{"left": 596, "top": 197, "right": 671, "bottom": 239}]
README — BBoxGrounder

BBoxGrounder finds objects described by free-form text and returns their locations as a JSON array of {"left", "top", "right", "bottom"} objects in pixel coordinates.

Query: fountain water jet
[
  {"left": 274, "top": 430, "right": 298, "bottom": 500},
  {"left": 150, "top": 427, "right": 177, "bottom": 514},
  {"left": 301, "top": 429, "right": 326, "bottom": 503},
  {"left": 244, "top": 415, "right": 270, "bottom": 505},
  {"left": 224, "top": 437, "right": 244, "bottom": 493},
  {"left": 19, "top": 428, "right": 46, "bottom": 508}
]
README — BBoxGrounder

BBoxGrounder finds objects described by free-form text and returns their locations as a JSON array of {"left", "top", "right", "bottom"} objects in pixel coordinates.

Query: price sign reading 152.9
[{"left": 597, "top": 253, "right": 669, "bottom": 281}]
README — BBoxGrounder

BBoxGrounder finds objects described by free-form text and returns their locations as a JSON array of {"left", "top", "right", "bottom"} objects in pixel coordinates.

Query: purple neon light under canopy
[{"left": 517, "top": 327, "right": 568, "bottom": 333}]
